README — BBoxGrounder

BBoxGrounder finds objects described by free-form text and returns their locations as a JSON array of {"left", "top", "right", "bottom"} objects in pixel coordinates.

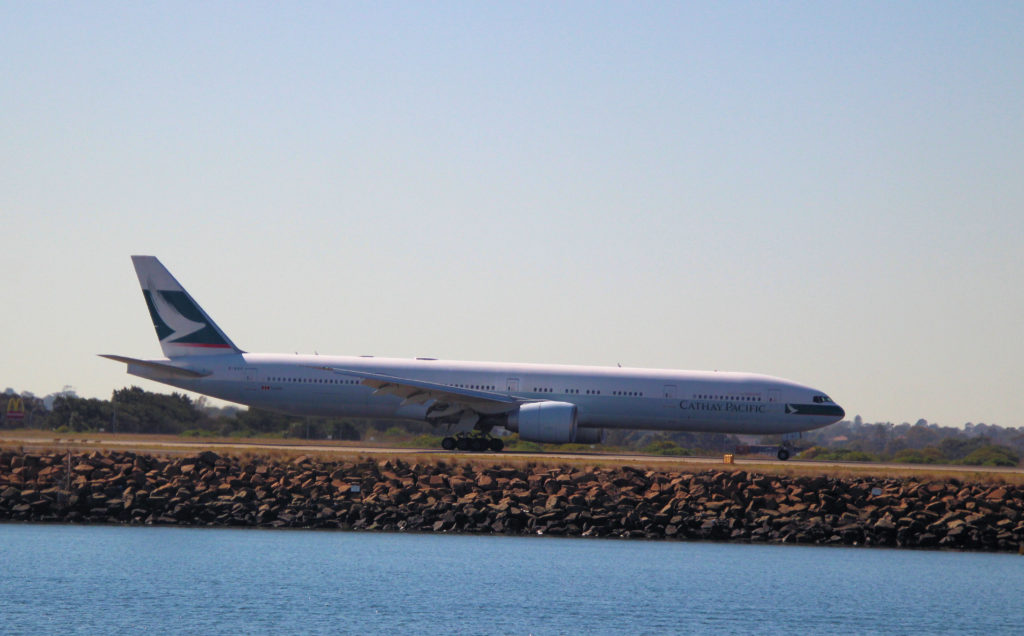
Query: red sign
[{"left": 7, "top": 397, "right": 25, "bottom": 420}]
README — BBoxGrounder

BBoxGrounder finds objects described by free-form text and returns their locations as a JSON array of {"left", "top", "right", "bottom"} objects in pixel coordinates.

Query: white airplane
[{"left": 103, "top": 256, "right": 844, "bottom": 459}]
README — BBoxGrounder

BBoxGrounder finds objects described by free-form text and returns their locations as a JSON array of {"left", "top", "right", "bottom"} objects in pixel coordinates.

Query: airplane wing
[{"left": 307, "top": 365, "right": 526, "bottom": 418}]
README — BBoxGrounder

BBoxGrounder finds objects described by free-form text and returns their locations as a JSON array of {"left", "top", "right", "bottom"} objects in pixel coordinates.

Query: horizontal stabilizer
[{"left": 100, "top": 355, "right": 210, "bottom": 378}]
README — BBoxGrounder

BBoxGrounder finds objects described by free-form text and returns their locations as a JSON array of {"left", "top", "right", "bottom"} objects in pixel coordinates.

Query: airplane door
[
  {"left": 506, "top": 378, "right": 520, "bottom": 393},
  {"left": 663, "top": 384, "right": 677, "bottom": 407},
  {"left": 663, "top": 384, "right": 680, "bottom": 422},
  {"left": 244, "top": 367, "right": 260, "bottom": 392},
  {"left": 768, "top": 390, "right": 781, "bottom": 404}
]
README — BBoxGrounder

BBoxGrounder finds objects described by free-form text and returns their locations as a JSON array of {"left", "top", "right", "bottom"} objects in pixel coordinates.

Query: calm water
[{"left": 1, "top": 524, "right": 1022, "bottom": 635}]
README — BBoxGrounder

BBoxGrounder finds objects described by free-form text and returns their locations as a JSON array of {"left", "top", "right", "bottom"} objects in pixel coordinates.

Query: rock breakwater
[{"left": 1, "top": 450, "right": 1022, "bottom": 552}]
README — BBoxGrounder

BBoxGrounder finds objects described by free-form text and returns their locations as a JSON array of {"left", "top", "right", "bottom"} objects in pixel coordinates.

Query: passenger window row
[
  {"left": 268, "top": 377, "right": 360, "bottom": 384},
  {"left": 526, "top": 387, "right": 645, "bottom": 397},
  {"left": 694, "top": 394, "right": 761, "bottom": 402}
]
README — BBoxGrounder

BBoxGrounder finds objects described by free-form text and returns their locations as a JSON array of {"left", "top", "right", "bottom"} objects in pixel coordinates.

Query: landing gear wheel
[
  {"left": 445, "top": 432, "right": 503, "bottom": 452},
  {"left": 777, "top": 447, "right": 791, "bottom": 461}
]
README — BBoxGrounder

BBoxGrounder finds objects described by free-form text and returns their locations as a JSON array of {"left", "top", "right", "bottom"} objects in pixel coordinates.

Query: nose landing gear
[
  {"left": 776, "top": 432, "right": 804, "bottom": 461},
  {"left": 777, "top": 440, "right": 800, "bottom": 461}
]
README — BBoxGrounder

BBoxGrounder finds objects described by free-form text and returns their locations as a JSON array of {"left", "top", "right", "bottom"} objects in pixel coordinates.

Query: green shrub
[
  {"left": 642, "top": 440, "right": 691, "bottom": 456},
  {"left": 956, "top": 445, "right": 1020, "bottom": 467},
  {"left": 407, "top": 434, "right": 444, "bottom": 448},
  {"left": 505, "top": 439, "right": 544, "bottom": 452},
  {"left": 179, "top": 429, "right": 217, "bottom": 438},
  {"left": 892, "top": 447, "right": 945, "bottom": 464},
  {"left": 553, "top": 443, "right": 594, "bottom": 452},
  {"left": 798, "top": 446, "right": 877, "bottom": 462}
]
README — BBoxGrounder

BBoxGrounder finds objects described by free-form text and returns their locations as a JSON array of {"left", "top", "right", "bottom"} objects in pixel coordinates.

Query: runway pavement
[{"left": 3, "top": 434, "right": 1022, "bottom": 476}]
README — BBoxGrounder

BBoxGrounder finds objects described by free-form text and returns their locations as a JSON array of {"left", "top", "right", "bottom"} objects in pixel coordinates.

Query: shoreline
[{"left": 2, "top": 449, "right": 1021, "bottom": 553}]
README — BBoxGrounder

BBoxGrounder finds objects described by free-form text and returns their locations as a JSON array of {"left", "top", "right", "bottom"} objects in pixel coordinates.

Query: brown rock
[
  {"left": 874, "top": 517, "right": 897, "bottom": 532},
  {"left": 196, "top": 451, "right": 221, "bottom": 466},
  {"left": 986, "top": 487, "right": 1008, "bottom": 502}
]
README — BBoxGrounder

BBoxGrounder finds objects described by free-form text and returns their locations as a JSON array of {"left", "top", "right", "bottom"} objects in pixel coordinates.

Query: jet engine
[
  {"left": 506, "top": 401, "right": 598, "bottom": 444},
  {"left": 573, "top": 427, "right": 606, "bottom": 444}
]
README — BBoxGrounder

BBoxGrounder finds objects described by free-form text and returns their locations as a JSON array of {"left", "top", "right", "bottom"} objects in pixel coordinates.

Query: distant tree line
[
  {"left": 796, "top": 417, "right": 1023, "bottom": 467},
  {"left": 2, "top": 386, "right": 370, "bottom": 440},
  {"left": 2, "top": 387, "right": 1021, "bottom": 465},
  {"left": 0, "top": 386, "right": 751, "bottom": 454}
]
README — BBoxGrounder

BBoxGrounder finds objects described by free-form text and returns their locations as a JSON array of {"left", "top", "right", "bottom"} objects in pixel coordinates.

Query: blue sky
[{"left": 2, "top": 3, "right": 1022, "bottom": 427}]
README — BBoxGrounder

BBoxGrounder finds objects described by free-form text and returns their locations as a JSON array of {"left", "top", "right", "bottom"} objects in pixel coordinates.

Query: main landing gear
[
  {"left": 441, "top": 433, "right": 504, "bottom": 453},
  {"left": 777, "top": 441, "right": 796, "bottom": 461}
]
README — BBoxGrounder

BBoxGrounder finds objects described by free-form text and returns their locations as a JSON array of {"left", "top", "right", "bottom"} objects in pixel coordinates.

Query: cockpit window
[{"left": 813, "top": 395, "right": 833, "bottom": 404}]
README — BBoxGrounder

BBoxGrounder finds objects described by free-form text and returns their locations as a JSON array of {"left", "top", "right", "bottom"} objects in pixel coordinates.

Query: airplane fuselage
[{"left": 125, "top": 352, "right": 843, "bottom": 436}]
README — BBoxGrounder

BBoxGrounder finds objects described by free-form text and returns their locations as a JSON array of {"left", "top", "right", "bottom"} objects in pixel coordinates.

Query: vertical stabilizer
[{"left": 131, "top": 255, "right": 243, "bottom": 358}]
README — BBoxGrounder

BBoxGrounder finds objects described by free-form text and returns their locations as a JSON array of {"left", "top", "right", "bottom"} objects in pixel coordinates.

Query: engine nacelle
[
  {"left": 505, "top": 402, "right": 606, "bottom": 445},
  {"left": 506, "top": 401, "right": 578, "bottom": 444},
  {"left": 573, "top": 427, "right": 606, "bottom": 445}
]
